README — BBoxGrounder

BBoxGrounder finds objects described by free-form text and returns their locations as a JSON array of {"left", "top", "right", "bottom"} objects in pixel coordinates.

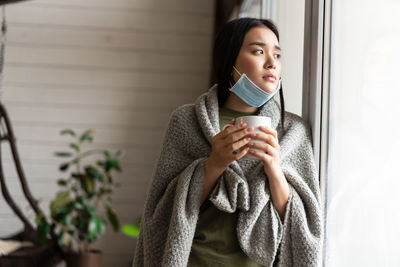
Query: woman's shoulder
[
  {"left": 284, "top": 111, "right": 307, "bottom": 126},
  {"left": 282, "top": 111, "right": 312, "bottom": 139},
  {"left": 169, "top": 103, "right": 196, "bottom": 123},
  {"left": 165, "top": 103, "right": 200, "bottom": 133}
]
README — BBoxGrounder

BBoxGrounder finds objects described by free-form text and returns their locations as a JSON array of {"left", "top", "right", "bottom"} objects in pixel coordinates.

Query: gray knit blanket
[{"left": 133, "top": 85, "right": 322, "bottom": 267}]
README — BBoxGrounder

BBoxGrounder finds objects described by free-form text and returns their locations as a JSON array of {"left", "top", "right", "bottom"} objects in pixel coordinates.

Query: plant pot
[{"left": 65, "top": 249, "right": 102, "bottom": 267}]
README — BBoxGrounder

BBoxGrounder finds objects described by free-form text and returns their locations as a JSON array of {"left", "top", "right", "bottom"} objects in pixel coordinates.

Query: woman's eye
[
  {"left": 254, "top": 50, "right": 263, "bottom": 55},
  {"left": 275, "top": 54, "right": 281, "bottom": 59}
]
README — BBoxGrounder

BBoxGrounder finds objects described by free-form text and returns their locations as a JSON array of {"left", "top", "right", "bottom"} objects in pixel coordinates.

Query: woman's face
[{"left": 232, "top": 26, "right": 282, "bottom": 94}]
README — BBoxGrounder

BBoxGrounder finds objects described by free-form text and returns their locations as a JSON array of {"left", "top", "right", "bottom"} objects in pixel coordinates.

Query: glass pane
[{"left": 326, "top": 0, "right": 400, "bottom": 266}]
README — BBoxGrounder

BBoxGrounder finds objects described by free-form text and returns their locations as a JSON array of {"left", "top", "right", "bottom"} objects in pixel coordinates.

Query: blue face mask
[{"left": 229, "top": 66, "right": 281, "bottom": 107}]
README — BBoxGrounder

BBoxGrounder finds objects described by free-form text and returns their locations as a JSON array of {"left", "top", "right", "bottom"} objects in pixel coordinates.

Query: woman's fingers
[
  {"left": 219, "top": 122, "right": 247, "bottom": 139},
  {"left": 234, "top": 146, "right": 250, "bottom": 160},
  {"left": 249, "top": 142, "right": 278, "bottom": 156},
  {"left": 218, "top": 123, "right": 254, "bottom": 146},
  {"left": 248, "top": 148, "right": 271, "bottom": 161},
  {"left": 228, "top": 127, "right": 253, "bottom": 143},
  {"left": 249, "top": 127, "right": 280, "bottom": 156},
  {"left": 251, "top": 128, "right": 279, "bottom": 148},
  {"left": 231, "top": 136, "right": 251, "bottom": 152},
  {"left": 259, "top": 126, "right": 278, "bottom": 140}
]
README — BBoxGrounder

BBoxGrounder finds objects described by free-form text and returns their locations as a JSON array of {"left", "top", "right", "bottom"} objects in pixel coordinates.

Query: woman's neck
[{"left": 222, "top": 92, "right": 258, "bottom": 113}]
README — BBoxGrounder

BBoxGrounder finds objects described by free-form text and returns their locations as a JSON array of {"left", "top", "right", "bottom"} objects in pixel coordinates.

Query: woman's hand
[
  {"left": 201, "top": 120, "right": 253, "bottom": 204},
  {"left": 207, "top": 120, "right": 253, "bottom": 172},
  {"left": 247, "top": 126, "right": 289, "bottom": 220},
  {"left": 247, "top": 126, "right": 283, "bottom": 178}
]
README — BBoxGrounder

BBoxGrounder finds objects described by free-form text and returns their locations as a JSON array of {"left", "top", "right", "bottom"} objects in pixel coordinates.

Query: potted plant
[{"left": 36, "top": 129, "right": 123, "bottom": 267}]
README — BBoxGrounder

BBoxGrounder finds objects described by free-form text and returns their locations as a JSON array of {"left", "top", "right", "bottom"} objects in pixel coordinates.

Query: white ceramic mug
[{"left": 224, "top": 115, "right": 271, "bottom": 160}]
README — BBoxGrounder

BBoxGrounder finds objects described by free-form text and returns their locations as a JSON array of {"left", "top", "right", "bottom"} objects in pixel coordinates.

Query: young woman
[{"left": 133, "top": 18, "right": 322, "bottom": 267}]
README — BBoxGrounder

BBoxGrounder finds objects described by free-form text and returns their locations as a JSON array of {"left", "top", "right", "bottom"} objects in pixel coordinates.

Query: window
[
  {"left": 325, "top": 0, "right": 400, "bottom": 265},
  {"left": 305, "top": 0, "right": 400, "bottom": 266}
]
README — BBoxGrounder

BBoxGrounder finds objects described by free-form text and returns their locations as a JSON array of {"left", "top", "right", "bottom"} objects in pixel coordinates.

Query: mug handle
[
  {"left": 222, "top": 124, "right": 233, "bottom": 130},
  {"left": 222, "top": 119, "right": 236, "bottom": 131}
]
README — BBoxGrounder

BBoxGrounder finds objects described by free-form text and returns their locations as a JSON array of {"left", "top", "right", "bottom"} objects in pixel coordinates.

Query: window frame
[{"left": 302, "top": 0, "right": 333, "bottom": 265}]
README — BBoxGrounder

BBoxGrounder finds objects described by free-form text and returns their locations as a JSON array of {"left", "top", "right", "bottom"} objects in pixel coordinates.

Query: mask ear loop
[
  {"left": 232, "top": 66, "right": 241, "bottom": 75},
  {"left": 230, "top": 66, "right": 242, "bottom": 88}
]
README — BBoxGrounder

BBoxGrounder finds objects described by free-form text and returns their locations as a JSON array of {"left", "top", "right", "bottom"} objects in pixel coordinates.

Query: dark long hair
[{"left": 212, "top": 17, "right": 285, "bottom": 130}]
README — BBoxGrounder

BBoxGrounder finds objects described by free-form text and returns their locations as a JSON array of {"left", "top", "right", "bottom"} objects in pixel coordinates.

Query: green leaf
[
  {"left": 76, "top": 216, "right": 87, "bottom": 234},
  {"left": 88, "top": 218, "right": 97, "bottom": 242},
  {"left": 70, "top": 143, "right": 80, "bottom": 153},
  {"left": 50, "top": 223, "right": 56, "bottom": 233},
  {"left": 57, "top": 179, "right": 68, "bottom": 186},
  {"left": 74, "top": 202, "right": 84, "bottom": 210},
  {"left": 88, "top": 217, "right": 105, "bottom": 242},
  {"left": 85, "top": 204, "right": 96, "bottom": 217},
  {"left": 61, "top": 214, "right": 72, "bottom": 225},
  {"left": 34, "top": 214, "right": 42, "bottom": 225},
  {"left": 57, "top": 230, "right": 65, "bottom": 245},
  {"left": 55, "top": 152, "right": 73, "bottom": 157},
  {"left": 80, "top": 129, "right": 95, "bottom": 143},
  {"left": 85, "top": 166, "right": 103, "bottom": 182},
  {"left": 103, "top": 150, "right": 110, "bottom": 158},
  {"left": 96, "top": 218, "right": 106, "bottom": 236},
  {"left": 36, "top": 217, "right": 50, "bottom": 244},
  {"left": 97, "top": 161, "right": 105, "bottom": 167},
  {"left": 105, "top": 159, "right": 121, "bottom": 172},
  {"left": 106, "top": 205, "right": 120, "bottom": 232},
  {"left": 59, "top": 162, "right": 70, "bottom": 172},
  {"left": 122, "top": 225, "right": 140, "bottom": 238},
  {"left": 115, "top": 150, "right": 123, "bottom": 158},
  {"left": 60, "top": 129, "right": 76, "bottom": 137},
  {"left": 98, "top": 187, "right": 112, "bottom": 197},
  {"left": 82, "top": 175, "right": 95, "bottom": 197},
  {"left": 71, "top": 158, "right": 79, "bottom": 164},
  {"left": 50, "top": 192, "right": 71, "bottom": 218},
  {"left": 71, "top": 173, "right": 83, "bottom": 179}
]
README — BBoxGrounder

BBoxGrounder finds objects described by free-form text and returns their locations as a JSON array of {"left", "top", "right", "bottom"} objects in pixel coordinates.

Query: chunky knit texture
[{"left": 133, "top": 85, "right": 322, "bottom": 267}]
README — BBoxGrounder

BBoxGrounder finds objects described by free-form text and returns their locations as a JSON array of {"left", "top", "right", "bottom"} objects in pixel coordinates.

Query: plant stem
[{"left": 78, "top": 149, "right": 105, "bottom": 159}]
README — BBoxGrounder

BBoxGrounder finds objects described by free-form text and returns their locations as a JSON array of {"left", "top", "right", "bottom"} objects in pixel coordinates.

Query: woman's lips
[{"left": 263, "top": 74, "right": 276, "bottom": 81}]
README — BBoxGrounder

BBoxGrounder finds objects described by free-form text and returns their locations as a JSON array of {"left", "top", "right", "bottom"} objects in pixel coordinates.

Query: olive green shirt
[
  {"left": 218, "top": 107, "right": 258, "bottom": 130},
  {"left": 187, "top": 107, "right": 262, "bottom": 267}
]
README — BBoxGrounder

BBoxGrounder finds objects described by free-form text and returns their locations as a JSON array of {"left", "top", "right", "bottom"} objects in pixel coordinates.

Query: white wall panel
[
  {"left": 5, "top": 45, "right": 210, "bottom": 73},
  {"left": 4, "top": 65, "right": 209, "bottom": 90},
  {"left": 6, "top": 5, "right": 212, "bottom": 34},
  {"left": 28, "top": 0, "right": 213, "bottom": 15},
  {"left": 7, "top": 25, "right": 211, "bottom": 53}
]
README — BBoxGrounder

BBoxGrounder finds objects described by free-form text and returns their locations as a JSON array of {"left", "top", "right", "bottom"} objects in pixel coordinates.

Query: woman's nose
[{"left": 264, "top": 54, "right": 277, "bottom": 69}]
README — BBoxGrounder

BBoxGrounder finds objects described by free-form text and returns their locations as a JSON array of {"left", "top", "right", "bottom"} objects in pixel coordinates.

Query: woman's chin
[{"left": 261, "top": 86, "right": 277, "bottom": 94}]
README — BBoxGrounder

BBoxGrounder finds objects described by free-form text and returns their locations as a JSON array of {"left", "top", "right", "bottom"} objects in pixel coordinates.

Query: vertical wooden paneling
[{"left": 0, "top": 0, "right": 214, "bottom": 265}]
